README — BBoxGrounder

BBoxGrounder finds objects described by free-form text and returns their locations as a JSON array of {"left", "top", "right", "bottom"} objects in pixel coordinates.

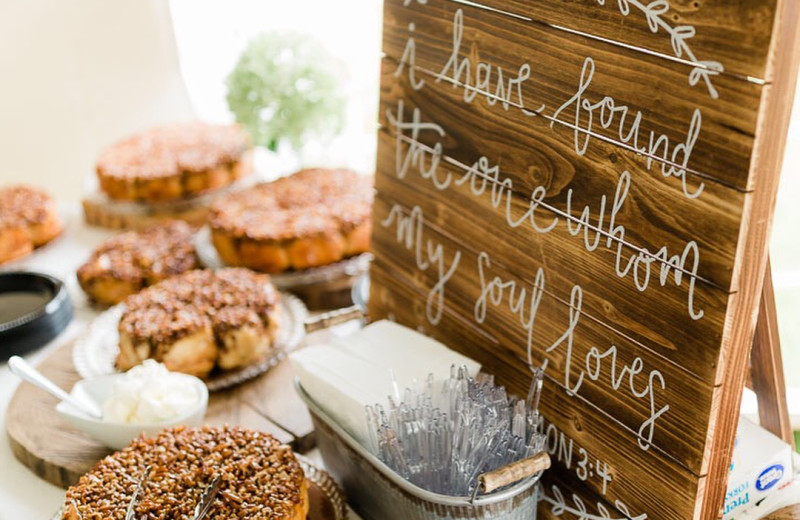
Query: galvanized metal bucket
[{"left": 296, "top": 380, "right": 544, "bottom": 520}]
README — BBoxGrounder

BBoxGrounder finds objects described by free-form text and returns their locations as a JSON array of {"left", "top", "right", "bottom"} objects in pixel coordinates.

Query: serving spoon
[{"left": 9, "top": 355, "right": 103, "bottom": 419}]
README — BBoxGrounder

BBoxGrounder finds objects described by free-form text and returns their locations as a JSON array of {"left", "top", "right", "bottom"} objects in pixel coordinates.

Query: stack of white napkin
[{"left": 290, "top": 320, "right": 481, "bottom": 445}]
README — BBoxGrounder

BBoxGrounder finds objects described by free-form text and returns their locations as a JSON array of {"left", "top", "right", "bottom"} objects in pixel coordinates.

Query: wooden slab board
[
  {"left": 369, "top": 0, "right": 800, "bottom": 519},
  {"left": 6, "top": 340, "right": 315, "bottom": 489}
]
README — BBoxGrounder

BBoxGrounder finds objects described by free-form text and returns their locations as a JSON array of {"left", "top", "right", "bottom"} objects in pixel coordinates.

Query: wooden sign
[{"left": 369, "top": 0, "right": 800, "bottom": 518}]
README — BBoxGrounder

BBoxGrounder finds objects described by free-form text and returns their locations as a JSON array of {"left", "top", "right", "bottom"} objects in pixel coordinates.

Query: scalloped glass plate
[
  {"left": 195, "top": 225, "right": 372, "bottom": 289},
  {"left": 50, "top": 455, "right": 348, "bottom": 520},
  {"left": 73, "top": 293, "right": 307, "bottom": 392}
]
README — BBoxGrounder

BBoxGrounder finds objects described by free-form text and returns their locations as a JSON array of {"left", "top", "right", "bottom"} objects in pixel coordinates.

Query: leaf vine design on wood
[
  {"left": 596, "top": 0, "right": 724, "bottom": 99},
  {"left": 540, "top": 485, "right": 648, "bottom": 520}
]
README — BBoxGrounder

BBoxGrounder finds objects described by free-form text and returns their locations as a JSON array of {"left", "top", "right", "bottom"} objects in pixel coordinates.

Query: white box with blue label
[{"left": 723, "top": 417, "right": 794, "bottom": 519}]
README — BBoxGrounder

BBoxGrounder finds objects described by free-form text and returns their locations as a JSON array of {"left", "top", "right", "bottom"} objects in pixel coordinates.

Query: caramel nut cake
[
  {"left": 63, "top": 426, "right": 309, "bottom": 520},
  {"left": 0, "top": 185, "right": 62, "bottom": 264},
  {"left": 209, "top": 168, "right": 373, "bottom": 273},
  {"left": 117, "top": 268, "right": 281, "bottom": 379},
  {"left": 96, "top": 122, "right": 253, "bottom": 202},
  {"left": 77, "top": 220, "right": 199, "bottom": 305}
]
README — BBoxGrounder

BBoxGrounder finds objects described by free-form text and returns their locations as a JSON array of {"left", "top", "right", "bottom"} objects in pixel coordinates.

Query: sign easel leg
[{"left": 751, "top": 256, "right": 795, "bottom": 448}]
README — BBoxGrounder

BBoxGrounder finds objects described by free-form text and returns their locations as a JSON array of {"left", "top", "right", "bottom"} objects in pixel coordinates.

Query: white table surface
[{"left": 0, "top": 209, "right": 362, "bottom": 520}]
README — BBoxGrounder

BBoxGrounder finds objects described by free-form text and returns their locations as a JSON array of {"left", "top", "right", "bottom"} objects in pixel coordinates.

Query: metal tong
[
  {"left": 124, "top": 465, "right": 222, "bottom": 520},
  {"left": 192, "top": 475, "right": 223, "bottom": 520},
  {"left": 124, "top": 465, "right": 151, "bottom": 520}
]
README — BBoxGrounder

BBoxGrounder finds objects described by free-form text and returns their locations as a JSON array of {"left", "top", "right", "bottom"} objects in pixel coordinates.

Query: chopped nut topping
[
  {"left": 209, "top": 168, "right": 373, "bottom": 241},
  {"left": 97, "top": 123, "right": 249, "bottom": 180},
  {"left": 119, "top": 268, "right": 280, "bottom": 347},
  {"left": 78, "top": 220, "right": 198, "bottom": 286},
  {"left": 63, "top": 426, "right": 306, "bottom": 520},
  {"left": 0, "top": 185, "right": 57, "bottom": 229}
]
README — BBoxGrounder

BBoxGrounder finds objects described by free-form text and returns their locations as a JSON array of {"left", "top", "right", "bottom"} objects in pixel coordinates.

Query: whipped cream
[{"left": 103, "top": 360, "right": 198, "bottom": 425}]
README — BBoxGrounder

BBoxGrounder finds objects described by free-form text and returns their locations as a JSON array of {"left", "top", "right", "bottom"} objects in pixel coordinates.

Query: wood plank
[
  {"left": 699, "top": 1, "right": 800, "bottom": 516},
  {"left": 751, "top": 259, "right": 795, "bottom": 446},
  {"left": 460, "top": 0, "right": 778, "bottom": 80},
  {"left": 204, "top": 391, "right": 296, "bottom": 447},
  {"left": 371, "top": 194, "right": 716, "bottom": 474},
  {"left": 375, "top": 132, "right": 728, "bottom": 385},
  {"left": 369, "top": 266, "right": 702, "bottom": 520},
  {"left": 383, "top": 0, "right": 764, "bottom": 192},
  {"left": 238, "top": 359, "right": 317, "bottom": 452},
  {"left": 373, "top": 0, "right": 799, "bottom": 518},
  {"left": 379, "top": 60, "right": 745, "bottom": 292}
]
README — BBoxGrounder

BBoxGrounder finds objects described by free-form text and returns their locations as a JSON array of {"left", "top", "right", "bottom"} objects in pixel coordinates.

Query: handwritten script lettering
[{"left": 381, "top": 204, "right": 461, "bottom": 325}]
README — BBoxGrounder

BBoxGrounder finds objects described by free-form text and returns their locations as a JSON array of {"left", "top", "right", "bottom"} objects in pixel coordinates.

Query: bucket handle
[{"left": 470, "top": 452, "right": 551, "bottom": 504}]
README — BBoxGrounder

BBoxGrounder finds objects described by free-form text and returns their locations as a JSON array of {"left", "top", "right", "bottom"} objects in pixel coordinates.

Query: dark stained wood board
[
  {"left": 382, "top": 0, "right": 761, "bottom": 193},
  {"left": 463, "top": 0, "right": 779, "bottom": 80},
  {"left": 377, "top": 63, "right": 744, "bottom": 292},
  {"left": 370, "top": 267, "right": 701, "bottom": 520},
  {"left": 6, "top": 341, "right": 315, "bottom": 489},
  {"left": 370, "top": 198, "right": 714, "bottom": 474},
  {"left": 373, "top": 133, "right": 729, "bottom": 383},
  {"left": 369, "top": 0, "right": 800, "bottom": 519}
]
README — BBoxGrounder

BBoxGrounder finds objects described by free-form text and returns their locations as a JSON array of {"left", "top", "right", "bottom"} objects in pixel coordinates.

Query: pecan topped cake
[
  {"left": 209, "top": 168, "right": 373, "bottom": 273},
  {"left": 77, "top": 220, "right": 199, "bottom": 305},
  {"left": 117, "top": 268, "right": 281, "bottom": 378},
  {"left": 0, "top": 185, "right": 62, "bottom": 264},
  {"left": 63, "top": 426, "right": 308, "bottom": 520},
  {"left": 96, "top": 122, "right": 253, "bottom": 202}
]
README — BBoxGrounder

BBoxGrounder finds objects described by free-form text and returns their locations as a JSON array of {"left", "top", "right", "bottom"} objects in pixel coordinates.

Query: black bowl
[{"left": 0, "top": 272, "right": 73, "bottom": 360}]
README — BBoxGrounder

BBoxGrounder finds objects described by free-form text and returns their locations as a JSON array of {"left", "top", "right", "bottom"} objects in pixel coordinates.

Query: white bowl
[{"left": 56, "top": 373, "right": 208, "bottom": 450}]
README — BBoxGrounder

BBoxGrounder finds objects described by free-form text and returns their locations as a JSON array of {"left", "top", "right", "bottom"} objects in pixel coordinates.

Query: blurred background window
[{"left": 168, "top": 0, "right": 383, "bottom": 175}]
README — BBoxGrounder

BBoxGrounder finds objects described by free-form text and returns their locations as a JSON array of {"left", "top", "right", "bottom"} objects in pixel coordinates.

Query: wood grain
[
  {"left": 372, "top": 0, "right": 799, "bottom": 518},
  {"left": 374, "top": 137, "right": 728, "bottom": 385},
  {"left": 698, "top": 1, "right": 800, "bottom": 517},
  {"left": 371, "top": 195, "right": 714, "bottom": 473},
  {"left": 378, "top": 61, "right": 745, "bottom": 292},
  {"left": 457, "top": 0, "right": 778, "bottom": 80},
  {"left": 5, "top": 341, "right": 314, "bottom": 489},
  {"left": 369, "top": 266, "right": 702, "bottom": 520},
  {"left": 383, "top": 0, "right": 762, "bottom": 191},
  {"left": 751, "top": 259, "right": 795, "bottom": 446}
]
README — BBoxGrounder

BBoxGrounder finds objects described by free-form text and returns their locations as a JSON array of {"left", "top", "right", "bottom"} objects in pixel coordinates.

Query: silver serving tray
[{"left": 73, "top": 293, "right": 307, "bottom": 392}]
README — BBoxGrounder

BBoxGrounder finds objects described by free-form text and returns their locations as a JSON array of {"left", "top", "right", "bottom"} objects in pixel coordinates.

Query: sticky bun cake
[
  {"left": 208, "top": 168, "right": 373, "bottom": 273},
  {"left": 117, "top": 268, "right": 281, "bottom": 378},
  {"left": 96, "top": 122, "right": 252, "bottom": 202},
  {"left": 77, "top": 220, "right": 198, "bottom": 305},
  {"left": 63, "top": 426, "right": 308, "bottom": 520},
  {"left": 0, "top": 185, "right": 62, "bottom": 264}
]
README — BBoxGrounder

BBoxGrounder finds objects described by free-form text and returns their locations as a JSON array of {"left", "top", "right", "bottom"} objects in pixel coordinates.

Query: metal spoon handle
[{"left": 8, "top": 356, "right": 102, "bottom": 419}]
